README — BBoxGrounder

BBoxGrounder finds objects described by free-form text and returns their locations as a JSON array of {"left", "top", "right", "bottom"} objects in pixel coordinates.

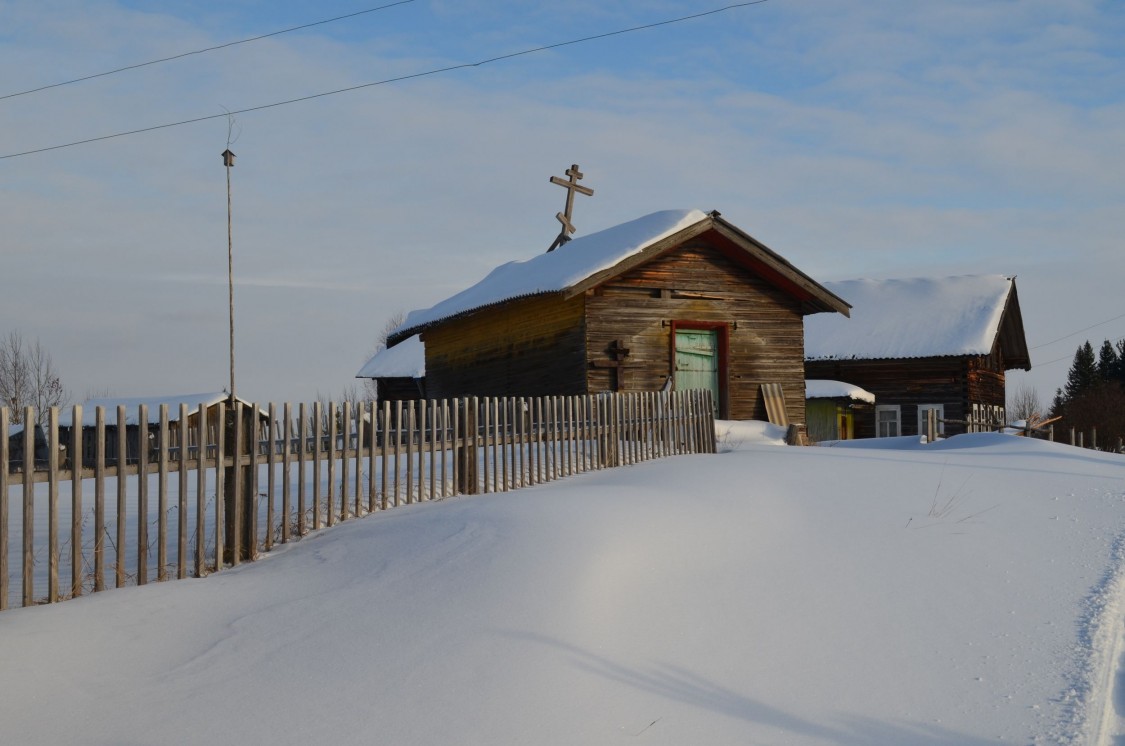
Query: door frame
[{"left": 670, "top": 320, "right": 730, "bottom": 419}]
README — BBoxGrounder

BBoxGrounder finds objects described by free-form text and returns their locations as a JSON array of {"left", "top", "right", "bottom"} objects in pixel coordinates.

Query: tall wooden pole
[
  {"left": 222, "top": 148, "right": 236, "bottom": 400},
  {"left": 220, "top": 148, "right": 252, "bottom": 564}
]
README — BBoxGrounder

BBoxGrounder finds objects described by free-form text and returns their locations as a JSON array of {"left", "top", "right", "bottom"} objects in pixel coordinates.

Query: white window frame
[
  {"left": 875, "top": 404, "right": 901, "bottom": 438},
  {"left": 917, "top": 404, "right": 945, "bottom": 437}
]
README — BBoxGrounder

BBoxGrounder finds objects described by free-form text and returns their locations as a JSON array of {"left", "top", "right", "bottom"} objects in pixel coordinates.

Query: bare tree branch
[{"left": 0, "top": 331, "right": 68, "bottom": 425}]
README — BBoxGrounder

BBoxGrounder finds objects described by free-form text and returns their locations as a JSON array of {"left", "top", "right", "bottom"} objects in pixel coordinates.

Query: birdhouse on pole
[{"left": 222, "top": 149, "right": 236, "bottom": 168}]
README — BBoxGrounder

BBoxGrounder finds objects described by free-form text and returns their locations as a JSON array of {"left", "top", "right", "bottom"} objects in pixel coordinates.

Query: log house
[
  {"left": 373, "top": 210, "right": 850, "bottom": 423},
  {"left": 804, "top": 276, "right": 1031, "bottom": 438}
]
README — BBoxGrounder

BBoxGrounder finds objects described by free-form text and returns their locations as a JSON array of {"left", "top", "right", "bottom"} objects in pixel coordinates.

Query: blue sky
[{"left": 2, "top": 0, "right": 1123, "bottom": 405}]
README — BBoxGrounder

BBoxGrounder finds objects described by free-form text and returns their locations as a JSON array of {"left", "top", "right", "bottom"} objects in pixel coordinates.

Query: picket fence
[{"left": 0, "top": 390, "right": 716, "bottom": 610}]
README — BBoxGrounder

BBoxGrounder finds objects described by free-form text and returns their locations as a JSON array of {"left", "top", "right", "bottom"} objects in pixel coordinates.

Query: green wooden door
[{"left": 674, "top": 329, "right": 720, "bottom": 416}]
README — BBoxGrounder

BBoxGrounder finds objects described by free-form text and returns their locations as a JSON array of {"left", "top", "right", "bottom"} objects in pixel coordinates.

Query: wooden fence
[
  {"left": 1, "top": 390, "right": 715, "bottom": 611},
  {"left": 925, "top": 411, "right": 1123, "bottom": 453}
]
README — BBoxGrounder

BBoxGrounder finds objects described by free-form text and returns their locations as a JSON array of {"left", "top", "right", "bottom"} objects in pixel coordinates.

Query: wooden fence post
[
  {"left": 282, "top": 402, "right": 293, "bottom": 541},
  {"left": 94, "top": 407, "right": 106, "bottom": 590},
  {"left": 381, "top": 400, "right": 391, "bottom": 510},
  {"left": 223, "top": 399, "right": 255, "bottom": 564},
  {"left": 69, "top": 405, "right": 83, "bottom": 597},
  {"left": 266, "top": 403, "right": 277, "bottom": 549},
  {"left": 22, "top": 407, "right": 34, "bottom": 606},
  {"left": 406, "top": 401, "right": 415, "bottom": 504},
  {"left": 47, "top": 407, "right": 59, "bottom": 602},
  {"left": 327, "top": 402, "right": 338, "bottom": 526},
  {"left": 177, "top": 404, "right": 188, "bottom": 579},
  {"left": 115, "top": 406, "right": 126, "bottom": 588},
  {"left": 194, "top": 403, "right": 207, "bottom": 578},
  {"left": 136, "top": 404, "right": 149, "bottom": 585},
  {"left": 1, "top": 407, "right": 9, "bottom": 611},
  {"left": 458, "top": 397, "right": 479, "bottom": 495},
  {"left": 312, "top": 402, "right": 322, "bottom": 530},
  {"left": 297, "top": 402, "right": 307, "bottom": 536},
  {"left": 157, "top": 405, "right": 169, "bottom": 581}
]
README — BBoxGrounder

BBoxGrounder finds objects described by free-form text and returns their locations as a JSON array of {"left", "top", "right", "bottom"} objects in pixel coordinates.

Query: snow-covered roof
[
  {"left": 805, "top": 379, "right": 875, "bottom": 403},
  {"left": 390, "top": 208, "right": 850, "bottom": 344},
  {"left": 356, "top": 335, "right": 425, "bottom": 379},
  {"left": 805, "top": 275, "right": 1017, "bottom": 361},
  {"left": 392, "top": 210, "right": 708, "bottom": 341},
  {"left": 58, "top": 392, "right": 254, "bottom": 427}
]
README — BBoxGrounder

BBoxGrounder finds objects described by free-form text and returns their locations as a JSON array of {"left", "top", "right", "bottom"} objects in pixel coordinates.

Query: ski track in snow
[{"left": 1059, "top": 525, "right": 1125, "bottom": 745}]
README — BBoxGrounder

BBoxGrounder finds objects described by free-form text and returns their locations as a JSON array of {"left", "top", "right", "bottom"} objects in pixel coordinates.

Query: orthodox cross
[
  {"left": 547, "top": 163, "right": 594, "bottom": 252},
  {"left": 589, "top": 339, "right": 639, "bottom": 392}
]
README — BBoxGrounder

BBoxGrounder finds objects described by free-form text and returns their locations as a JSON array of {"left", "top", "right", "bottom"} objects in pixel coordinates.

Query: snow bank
[
  {"left": 714, "top": 419, "right": 788, "bottom": 448},
  {"left": 2, "top": 434, "right": 1124, "bottom": 744}
]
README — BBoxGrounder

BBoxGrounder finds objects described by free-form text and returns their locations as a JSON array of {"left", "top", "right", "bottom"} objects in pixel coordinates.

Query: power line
[
  {"left": 0, "top": 1, "right": 770, "bottom": 160},
  {"left": 1029, "top": 312, "right": 1125, "bottom": 350},
  {"left": 0, "top": 1, "right": 417, "bottom": 102},
  {"left": 1034, "top": 352, "right": 1078, "bottom": 368}
]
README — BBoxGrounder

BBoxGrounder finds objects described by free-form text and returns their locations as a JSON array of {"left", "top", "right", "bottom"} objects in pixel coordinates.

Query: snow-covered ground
[{"left": 1, "top": 430, "right": 1123, "bottom": 744}]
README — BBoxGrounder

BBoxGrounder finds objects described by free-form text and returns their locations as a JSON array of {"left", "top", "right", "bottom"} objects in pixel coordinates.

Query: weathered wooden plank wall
[
  {"left": 586, "top": 241, "right": 808, "bottom": 422},
  {"left": 0, "top": 390, "right": 715, "bottom": 611},
  {"left": 423, "top": 294, "right": 588, "bottom": 399},
  {"left": 805, "top": 354, "right": 1014, "bottom": 439}
]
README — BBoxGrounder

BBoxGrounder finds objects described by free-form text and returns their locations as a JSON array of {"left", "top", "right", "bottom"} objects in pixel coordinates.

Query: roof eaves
[
  {"left": 388, "top": 289, "right": 563, "bottom": 345},
  {"left": 710, "top": 218, "right": 852, "bottom": 317}
]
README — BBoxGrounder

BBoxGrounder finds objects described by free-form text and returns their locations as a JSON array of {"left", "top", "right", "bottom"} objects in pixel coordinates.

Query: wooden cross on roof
[{"left": 547, "top": 163, "right": 594, "bottom": 252}]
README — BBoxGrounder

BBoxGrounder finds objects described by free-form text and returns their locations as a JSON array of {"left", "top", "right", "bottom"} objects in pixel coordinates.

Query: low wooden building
[
  {"left": 357, "top": 335, "right": 427, "bottom": 402},
  {"left": 804, "top": 275, "right": 1031, "bottom": 439},
  {"left": 382, "top": 209, "right": 850, "bottom": 422},
  {"left": 805, "top": 379, "right": 875, "bottom": 442},
  {"left": 57, "top": 392, "right": 265, "bottom": 467}
]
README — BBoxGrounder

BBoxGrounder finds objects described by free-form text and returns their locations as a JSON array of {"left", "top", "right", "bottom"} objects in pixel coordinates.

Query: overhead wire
[
  {"left": 0, "top": 1, "right": 417, "bottom": 102},
  {"left": 0, "top": 1, "right": 770, "bottom": 160},
  {"left": 1029, "top": 314, "right": 1125, "bottom": 368},
  {"left": 1029, "top": 312, "right": 1125, "bottom": 350}
]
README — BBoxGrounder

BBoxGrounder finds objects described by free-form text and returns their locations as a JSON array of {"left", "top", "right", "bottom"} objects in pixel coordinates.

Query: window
[
  {"left": 917, "top": 404, "right": 945, "bottom": 437},
  {"left": 876, "top": 405, "right": 901, "bottom": 438}
]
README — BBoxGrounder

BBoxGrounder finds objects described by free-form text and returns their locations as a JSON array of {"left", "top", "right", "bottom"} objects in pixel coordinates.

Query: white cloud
[{"left": 1, "top": 0, "right": 1122, "bottom": 404}]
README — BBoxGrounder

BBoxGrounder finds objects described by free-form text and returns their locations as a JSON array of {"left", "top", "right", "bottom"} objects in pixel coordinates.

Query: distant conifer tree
[
  {"left": 1063, "top": 341, "right": 1098, "bottom": 402},
  {"left": 1097, "top": 339, "right": 1118, "bottom": 382}
]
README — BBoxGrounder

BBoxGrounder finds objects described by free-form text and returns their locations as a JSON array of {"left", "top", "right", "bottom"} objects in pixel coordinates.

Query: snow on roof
[
  {"left": 58, "top": 392, "right": 249, "bottom": 427},
  {"left": 394, "top": 209, "right": 708, "bottom": 339},
  {"left": 356, "top": 335, "right": 425, "bottom": 379},
  {"left": 805, "top": 275, "right": 1013, "bottom": 361},
  {"left": 805, "top": 379, "right": 876, "bottom": 403}
]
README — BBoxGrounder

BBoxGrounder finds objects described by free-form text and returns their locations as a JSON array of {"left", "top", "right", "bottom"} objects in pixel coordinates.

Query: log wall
[
  {"left": 585, "top": 240, "right": 809, "bottom": 422},
  {"left": 423, "top": 294, "right": 587, "bottom": 399},
  {"left": 804, "top": 354, "right": 1009, "bottom": 438}
]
